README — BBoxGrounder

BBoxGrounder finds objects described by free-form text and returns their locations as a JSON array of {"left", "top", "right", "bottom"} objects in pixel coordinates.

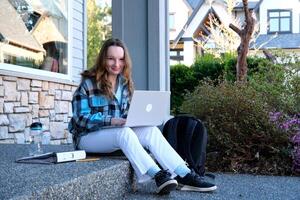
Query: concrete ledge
[{"left": 0, "top": 144, "right": 132, "bottom": 200}]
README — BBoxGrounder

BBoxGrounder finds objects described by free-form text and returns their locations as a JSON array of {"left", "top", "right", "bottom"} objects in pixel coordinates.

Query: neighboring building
[
  {"left": 169, "top": 0, "right": 192, "bottom": 65},
  {"left": 170, "top": 0, "right": 300, "bottom": 66},
  {"left": 0, "top": 0, "right": 86, "bottom": 144}
]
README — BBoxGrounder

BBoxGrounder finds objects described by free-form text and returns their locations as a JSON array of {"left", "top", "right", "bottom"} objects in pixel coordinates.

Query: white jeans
[{"left": 78, "top": 126, "right": 186, "bottom": 182}]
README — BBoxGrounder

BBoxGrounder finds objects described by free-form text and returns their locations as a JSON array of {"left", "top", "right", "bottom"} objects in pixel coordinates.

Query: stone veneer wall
[{"left": 0, "top": 75, "right": 77, "bottom": 145}]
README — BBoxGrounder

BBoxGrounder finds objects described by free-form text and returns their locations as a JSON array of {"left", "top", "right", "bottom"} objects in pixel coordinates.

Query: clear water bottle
[{"left": 29, "top": 122, "right": 43, "bottom": 156}]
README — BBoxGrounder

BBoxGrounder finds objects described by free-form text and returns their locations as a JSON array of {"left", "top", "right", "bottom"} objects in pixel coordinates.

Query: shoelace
[{"left": 189, "top": 170, "right": 205, "bottom": 182}]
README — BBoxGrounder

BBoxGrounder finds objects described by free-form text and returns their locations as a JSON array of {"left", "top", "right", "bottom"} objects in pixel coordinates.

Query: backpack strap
[
  {"left": 178, "top": 116, "right": 198, "bottom": 170},
  {"left": 163, "top": 117, "right": 180, "bottom": 150},
  {"left": 193, "top": 119, "right": 208, "bottom": 176}
]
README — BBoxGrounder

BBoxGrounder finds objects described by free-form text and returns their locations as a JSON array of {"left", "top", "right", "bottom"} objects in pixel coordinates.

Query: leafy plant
[
  {"left": 170, "top": 64, "right": 196, "bottom": 114},
  {"left": 180, "top": 80, "right": 292, "bottom": 175}
]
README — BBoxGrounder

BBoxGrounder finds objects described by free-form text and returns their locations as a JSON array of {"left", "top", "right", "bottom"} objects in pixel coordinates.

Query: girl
[{"left": 68, "top": 38, "right": 216, "bottom": 194}]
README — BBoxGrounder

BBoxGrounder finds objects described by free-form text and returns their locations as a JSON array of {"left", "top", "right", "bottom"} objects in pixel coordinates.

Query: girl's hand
[{"left": 111, "top": 118, "right": 126, "bottom": 126}]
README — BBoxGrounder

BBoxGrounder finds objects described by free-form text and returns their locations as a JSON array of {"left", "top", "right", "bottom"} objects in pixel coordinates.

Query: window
[
  {"left": 268, "top": 10, "right": 292, "bottom": 33},
  {"left": 170, "top": 49, "right": 183, "bottom": 61},
  {"left": 169, "top": 12, "right": 176, "bottom": 31},
  {"left": 0, "top": 0, "right": 69, "bottom": 77}
]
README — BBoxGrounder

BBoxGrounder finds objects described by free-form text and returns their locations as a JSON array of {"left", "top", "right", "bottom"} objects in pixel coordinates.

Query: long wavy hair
[{"left": 81, "top": 38, "right": 134, "bottom": 99}]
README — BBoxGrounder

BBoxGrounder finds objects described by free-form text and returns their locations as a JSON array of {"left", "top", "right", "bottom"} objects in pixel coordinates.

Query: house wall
[
  {"left": 259, "top": 0, "right": 300, "bottom": 34},
  {"left": 181, "top": 1, "right": 230, "bottom": 66},
  {"left": 0, "top": 0, "right": 86, "bottom": 144},
  {"left": 169, "top": 0, "right": 190, "bottom": 40}
]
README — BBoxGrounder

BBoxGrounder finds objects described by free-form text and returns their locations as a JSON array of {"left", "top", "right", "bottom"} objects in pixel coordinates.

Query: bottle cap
[{"left": 30, "top": 122, "right": 42, "bottom": 130}]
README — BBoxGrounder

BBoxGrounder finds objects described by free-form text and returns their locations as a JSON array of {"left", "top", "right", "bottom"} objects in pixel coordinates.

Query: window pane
[
  {"left": 169, "top": 51, "right": 177, "bottom": 56},
  {"left": 281, "top": 18, "right": 290, "bottom": 31},
  {"left": 0, "top": 0, "right": 68, "bottom": 74},
  {"left": 280, "top": 11, "right": 290, "bottom": 17},
  {"left": 269, "top": 18, "right": 279, "bottom": 32},
  {"left": 269, "top": 12, "right": 279, "bottom": 17},
  {"left": 169, "top": 13, "right": 175, "bottom": 29}
]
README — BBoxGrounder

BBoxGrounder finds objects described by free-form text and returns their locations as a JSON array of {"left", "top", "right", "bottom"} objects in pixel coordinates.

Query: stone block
[
  {"left": 31, "top": 80, "right": 42, "bottom": 87},
  {"left": 26, "top": 113, "right": 32, "bottom": 126},
  {"left": 0, "top": 86, "right": 4, "bottom": 97},
  {"left": 0, "top": 115, "right": 9, "bottom": 125},
  {"left": 8, "top": 114, "right": 27, "bottom": 132},
  {"left": 42, "top": 81, "right": 49, "bottom": 91},
  {"left": 14, "top": 107, "right": 30, "bottom": 113},
  {"left": 61, "top": 91, "right": 73, "bottom": 101},
  {"left": 49, "top": 82, "right": 59, "bottom": 90},
  {"left": 4, "top": 103, "right": 14, "bottom": 113},
  {"left": 3, "top": 81, "right": 17, "bottom": 101},
  {"left": 29, "top": 92, "right": 39, "bottom": 104},
  {"left": 55, "top": 114, "right": 64, "bottom": 121},
  {"left": 64, "top": 85, "right": 72, "bottom": 91},
  {"left": 49, "top": 110, "right": 56, "bottom": 120},
  {"left": 0, "top": 98, "right": 4, "bottom": 113},
  {"left": 3, "top": 76, "right": 17, "bottom": 81},
  {"left": 0, "top": 126, "right": 8, "bottom": 139},
  {"left": 55, "top": 90, "right": 62, "bottom": 100},
  {"left": 39, "top": 110, "right": 49, "bottom": 117},
  {"left": 31, "top": 104, "right": 39, "bottom": 118},
  {"left": 20, "top": 92, "right": 28, "bottom": 106},
  {"left": 17, "top": 79, "right": 30, "bottom": 91},
  {"left": 50, "top": 122, "right": 65, "bottom": 139},
  {"left": 39, "top": 92, "right": 54, "bottom": 109},
  {"left": 14, "top": 133, "right": 25, "bottom": 144},
  {"left": 54, "top": 101, "right": 69, "bottom": 114}
]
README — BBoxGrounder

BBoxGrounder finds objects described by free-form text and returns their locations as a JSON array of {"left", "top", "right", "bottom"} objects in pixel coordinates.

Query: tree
[
  {"left": 193, "top": 0, "right": 241, "bottom": 57},
  {"left": 87, "top": 0, "right": 112, "bottom": 68},
  {"left": 229, "top": 0, "right": 255, "bottom": 82}
]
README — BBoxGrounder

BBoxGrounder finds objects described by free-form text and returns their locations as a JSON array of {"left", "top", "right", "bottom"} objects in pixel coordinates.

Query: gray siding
[{"left": 71, "top": 0, "right": 86, "bottom": 84}]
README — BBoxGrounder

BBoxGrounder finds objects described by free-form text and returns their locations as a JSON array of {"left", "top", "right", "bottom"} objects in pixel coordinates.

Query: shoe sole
[
  {"left": 157, "top": 180, "right": 178, "bottom": 195},
  {"left": 177, "top": 184, "right": 217, "bottom": 192}
]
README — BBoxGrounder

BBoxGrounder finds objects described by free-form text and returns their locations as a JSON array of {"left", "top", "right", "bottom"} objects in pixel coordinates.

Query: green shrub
[
  {"left": 170, "top": 64, "right": 196, "bottom": 114},
  {"left": 249, "top": 60, "right": 300, "bottom": 113},
  {"left": 191, "top": 54, "right": 224, "bottom": 82},
  {"left": 180, "top": 81, "right": 292, "bottom": 175}
]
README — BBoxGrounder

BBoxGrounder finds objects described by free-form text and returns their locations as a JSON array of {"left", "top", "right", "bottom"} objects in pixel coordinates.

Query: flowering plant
[{"left": 270, "top": 112, "right": 300, "bottom": 173}]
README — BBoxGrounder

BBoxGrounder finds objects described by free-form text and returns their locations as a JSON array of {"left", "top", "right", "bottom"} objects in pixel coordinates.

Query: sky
[{"left": 96, "top": 0, "right": 111, "bottom": 7}]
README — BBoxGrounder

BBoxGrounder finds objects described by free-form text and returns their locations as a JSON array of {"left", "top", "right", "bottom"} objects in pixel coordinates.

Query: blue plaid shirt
[{"left": 68, "top": 75, "right": 131, "bottom": 148}]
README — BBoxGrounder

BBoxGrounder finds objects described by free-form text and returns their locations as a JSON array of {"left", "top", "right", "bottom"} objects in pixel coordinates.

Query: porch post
[{"left": 112, "top": 0, "right": 169, "bottom": 91}]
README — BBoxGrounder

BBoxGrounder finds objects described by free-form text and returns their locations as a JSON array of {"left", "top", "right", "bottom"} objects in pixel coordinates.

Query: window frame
[
  {"left": 170, "top": 49, "right": 183, "bottom": 61},
  {"left": 267, "top": 9, "right": 292, "bottom": 34},
  {"left": 0, "top": 0, "right": 73, "bottom": 83}
]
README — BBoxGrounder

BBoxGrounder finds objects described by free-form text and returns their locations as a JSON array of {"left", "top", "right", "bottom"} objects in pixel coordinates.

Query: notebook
[{"left": 124, "top": 90, "right": 170, "bottom": 127}]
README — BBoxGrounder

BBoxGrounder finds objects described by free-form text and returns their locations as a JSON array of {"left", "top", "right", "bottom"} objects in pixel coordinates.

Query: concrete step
[{"left": 0, "top": 144, "right": 133, "bottom": 200}]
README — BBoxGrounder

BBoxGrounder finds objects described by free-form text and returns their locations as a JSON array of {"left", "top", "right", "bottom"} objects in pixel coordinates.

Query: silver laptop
[{"left": 124, "top": 90, "right": 170, "bottom": 127}]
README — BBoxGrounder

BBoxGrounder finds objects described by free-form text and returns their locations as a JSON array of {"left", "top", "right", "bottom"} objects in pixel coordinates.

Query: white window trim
[{"left": 0, "top": 0, "right": 73, "bottom": 84}]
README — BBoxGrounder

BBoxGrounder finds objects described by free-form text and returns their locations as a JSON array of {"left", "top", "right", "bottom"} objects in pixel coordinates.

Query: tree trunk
[{"left": 229, "top": 0, "right": 255, "bottom": 82}]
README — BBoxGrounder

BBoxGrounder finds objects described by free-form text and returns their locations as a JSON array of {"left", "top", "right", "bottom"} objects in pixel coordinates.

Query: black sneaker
[
  {"left": 176, "top": 170, "right": 217, "bottom": 192},
  {"left": 154, "top": 170, "right": 178, "bottom": 195}
]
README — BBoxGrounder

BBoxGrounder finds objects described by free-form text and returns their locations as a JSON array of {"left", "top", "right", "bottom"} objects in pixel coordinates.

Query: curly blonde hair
[{"left": 81, "top": 38, "right": 134, "bottom": 99}]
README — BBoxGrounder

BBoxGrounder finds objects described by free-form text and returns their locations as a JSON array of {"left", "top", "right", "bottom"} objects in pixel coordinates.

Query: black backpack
[{"left": 162, "top": 115, "right": 208, "bottom": 176}]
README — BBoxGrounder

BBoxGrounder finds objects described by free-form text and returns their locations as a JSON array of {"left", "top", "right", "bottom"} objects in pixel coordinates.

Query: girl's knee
[{"left": 117, "top": 127, "right": 138, "bottom": 145}]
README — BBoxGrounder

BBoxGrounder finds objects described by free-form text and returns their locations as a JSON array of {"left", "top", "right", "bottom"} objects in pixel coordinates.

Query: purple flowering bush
[{"left": 270, "top": 112, "right": 300, "bottom": 174}]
